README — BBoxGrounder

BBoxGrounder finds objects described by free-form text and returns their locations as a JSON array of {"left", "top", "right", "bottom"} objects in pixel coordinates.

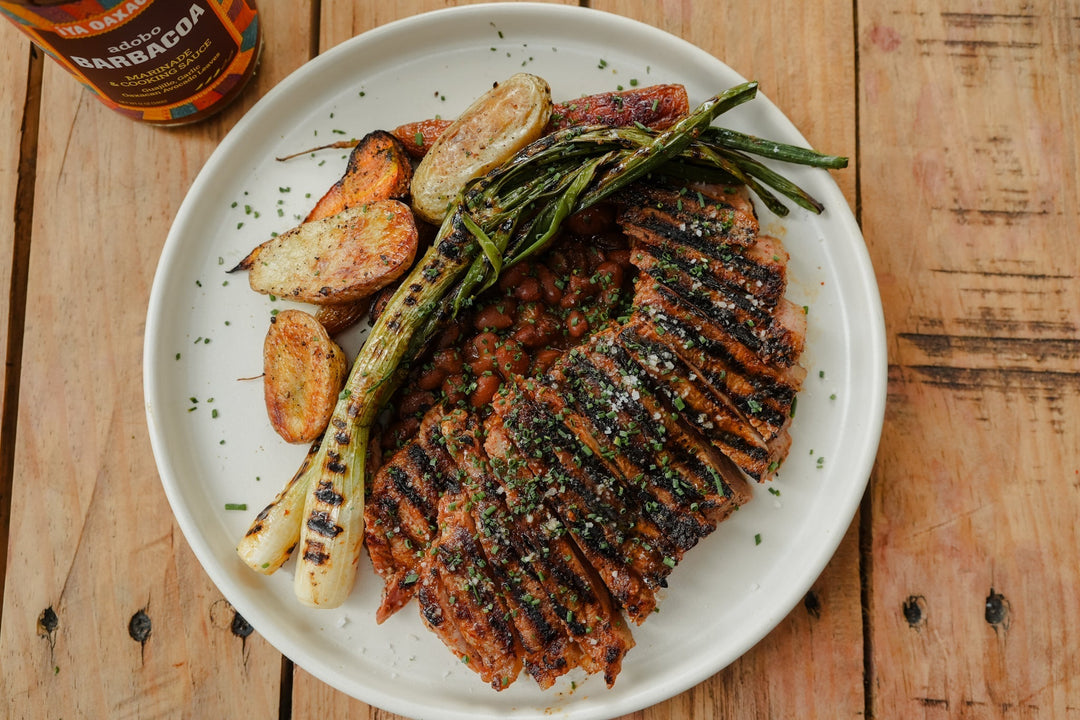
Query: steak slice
[
  {"left": 552, "top": 334, "right": 751, "bottom": 524},
  {"left": 437, "top": 409, "right": 584, "bottom": 689},
  {"left": 485, "top": 411, "right": 635, "bottom": 686},
  {"left": 632, "top": 249, "right": 805, "bottom": 368},
  {"left": 493, "top": 382, "right": 660, "bottom": 623},
  {"left": 616, "top": 180, "right": 760, "bottom": 249},
  {"left": 417, "top": 501, "right": 524, "bottom": 690},
  {"left": 365, "top": 409, "right": 459, "bottom": 622}
]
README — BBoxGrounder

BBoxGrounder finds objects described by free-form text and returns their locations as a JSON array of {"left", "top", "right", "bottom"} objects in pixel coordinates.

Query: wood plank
[
  {"left": 290, "top": 1, "right": 862, "bottom": 718},
  {"left": 0, "top": 5, "right": 313, "bottom": 718},
  {"left": 859, "top": 1, "right": 1080, "bottom": 716},
  {"left": 0, "top": 15, "right": 37, "bottom": 617},
  {"left": 0, "top": 20, "right": 26, "bottom": 447}
]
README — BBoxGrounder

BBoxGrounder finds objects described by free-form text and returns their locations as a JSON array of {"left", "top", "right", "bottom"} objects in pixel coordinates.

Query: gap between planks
[
  {"left": 0, "top": 42, "right": 42, "bottom": 631},
  {"left": 851, "top": 0, "right": 874, "bottom": 718}
]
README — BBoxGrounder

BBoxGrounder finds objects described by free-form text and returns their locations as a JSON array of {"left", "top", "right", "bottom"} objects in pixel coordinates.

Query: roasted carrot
[
  {"left": 391, "top": 118, "right": 453, "bottom": 159},
  {"left": 304, "top": 130, "right": 412, "bottom": 223}
]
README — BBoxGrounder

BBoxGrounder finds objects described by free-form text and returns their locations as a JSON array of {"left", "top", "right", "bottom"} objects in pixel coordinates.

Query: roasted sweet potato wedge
[
  {"left": 263, "top": 309, "right": 348, "bottom": 444},
  {"left": 233, "top": 199, "right": 418, "bottom": 304},
  {"left": 304, "top": 130, "right": 412, "bottom": 223}
]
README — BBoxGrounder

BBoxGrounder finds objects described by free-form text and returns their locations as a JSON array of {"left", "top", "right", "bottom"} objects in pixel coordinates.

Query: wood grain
[
  {"left": 0, "top": 16, "right": 37, "bottom": 617},
  {"left": 0, "top": 5, "right": 312, "bottom": 719},
  {"left": 860, "top": 0, "right": 1080, "bottom": 717}
]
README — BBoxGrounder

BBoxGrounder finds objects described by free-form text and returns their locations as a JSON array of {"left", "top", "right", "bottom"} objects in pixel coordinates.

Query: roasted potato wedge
[
  {"left": 304, "top": 130, "right": 412, "bottom": 223},
  {"left": 233, "top": 199, "right": 418, "bottom": 304},
  {"left": 263, "top": 309, "right": 348, "bottom": 444},
  {"left": 313, "top": 297, "right": 371, "bottom": 336},
  {"left": 411, "top": 73, "right": 552, "bottom": 224}
]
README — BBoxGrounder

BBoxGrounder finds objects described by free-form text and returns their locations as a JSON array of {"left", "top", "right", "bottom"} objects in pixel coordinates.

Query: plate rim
[{"left": 144, "top": 3, "right": 886, "bottom": 718}]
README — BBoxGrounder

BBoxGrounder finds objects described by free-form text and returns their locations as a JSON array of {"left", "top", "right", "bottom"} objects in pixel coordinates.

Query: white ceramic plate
[{"left": 144, "top": 4, "right": 885, "bottom": 718}]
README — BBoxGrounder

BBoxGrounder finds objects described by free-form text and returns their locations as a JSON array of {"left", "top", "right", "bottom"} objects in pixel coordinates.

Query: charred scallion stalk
[{"left": 237, "top": 80, "right": 849, "bottom": 607}]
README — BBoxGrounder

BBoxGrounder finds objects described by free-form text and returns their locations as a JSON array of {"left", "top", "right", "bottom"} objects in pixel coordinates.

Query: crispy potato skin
[
  {"left": 304, "top": 130, "right": 412, "bottom": 223},
  {"left": 236, "top": 199, "right": 418, "bottom": 304},
  {"left": 313, "top": 296, "right": 371, "bottom": 336},
  {"left": 263, "top": 309, "right": 348, "bottom": 443},
  {"left": 411, "top": 73, "right": 553, "bottom": 224}
]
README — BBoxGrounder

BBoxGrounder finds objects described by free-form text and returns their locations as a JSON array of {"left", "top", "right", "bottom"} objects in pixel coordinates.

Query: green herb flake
[
  {"left": 754, "top": 533, "right": 762, "bottom": 546},
  {"left": 225, "top": 503, "right": 247, "bottom": 511}
]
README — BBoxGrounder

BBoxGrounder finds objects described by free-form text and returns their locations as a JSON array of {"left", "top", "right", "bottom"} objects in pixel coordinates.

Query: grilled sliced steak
[
  {"left": 364, "top": 171, "right": 809, "bottom": 690},
  {"left": 616, "top": 179, "right": 760, "bottom": 249},
  {"left": 438, "top": 409, "right": 584, "bottom": 689},
  {"left": 552, "top": 333, "right": 751, "bottom": 523},
  {"left": 484, "top": 410, "right": 635, "bottom": 685},
  {"left": 417, "top": 508, "right": 523, "bottom": 690},
  {"left": 365, "top": 409, "right": 459, "bottom": 622},
  {"left": 494, "top": 381, "right": 661, "bottom": 622}
]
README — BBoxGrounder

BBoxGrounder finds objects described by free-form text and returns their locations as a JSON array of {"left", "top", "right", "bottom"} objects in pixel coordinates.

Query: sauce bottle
[{"left": 0, "top": 0, "right": 261, "bottom": 125}]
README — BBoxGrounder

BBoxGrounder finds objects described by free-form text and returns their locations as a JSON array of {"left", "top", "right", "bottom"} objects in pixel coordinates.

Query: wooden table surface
[{"left": 2, "top": 1, "right": 1078, "bottom": 718}]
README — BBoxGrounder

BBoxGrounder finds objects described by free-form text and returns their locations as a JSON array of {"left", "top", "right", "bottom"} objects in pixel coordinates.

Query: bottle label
[{"left": 1, "top": 0, "right": 259, "bottom": 123}]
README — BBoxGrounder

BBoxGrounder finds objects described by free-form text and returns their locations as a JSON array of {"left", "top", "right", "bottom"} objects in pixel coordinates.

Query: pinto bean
[
  {"left": 432, "top": 347, "right": 464, "bottom": 375},
  {"left": 441, "top": 373, "right": 468, "bottom": 406},
  {"left": 434, "top": 323, "right": 462, "bottom": 349},
  {"left": 565, "top": 204, "right": 616, "bottom": 237},
  {"left": 559, "top": 272, "right": 599, "bottom": 309},
  {"left": 416, "top": 366, "right": 447, "bottom": 391},
  {"left": 531, "top": 348, "right": 563, "bottom": 375},
  {"left": 495, "top": 338, "right": 530, "bottom": 379},
  {"left": 497, "top": 262, "right": 529, "bottom": 293},
  {"left": 593, "top": 260, "right": 624, "bottom": 290},
  {"left": 535, "top": 264, "right": 563, "bottom": 305},
  {"left": 466, "top": 332, "right": 499, "bottom": 375},
  {"left": 566, "top": 310, "right": 589, "bottom": 339},
  {"left": 382, "top": 417, "right": 419, "bottom": 451},
  {"left": 474, "top": 299, "right": 517, "bottom": 331},
  {"left": 470, "top": 373, "right": 502, "bottom": 408},
  {"left": 513, "top": 276, "right": 542, "bottom": 302},
  {"left": 512, "top": 302, "right": 560, "bottom": 349},
  {"left": 398, "top": 390, "right": 435, "bottom": 418}
]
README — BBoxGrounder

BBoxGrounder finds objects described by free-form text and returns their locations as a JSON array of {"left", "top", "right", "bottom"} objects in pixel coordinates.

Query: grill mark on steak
[
  {"left": 615, "top": 180, "right": 759, "bottom": 249},
  {"left": 560, "top": 335, "right": 750, "bottom": 517},
  {"left": 530, "top": 375, "right": 711, "bottom": 558},
  {"left": 495, "top": 384, "right": 664, "bottom": 617}
]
